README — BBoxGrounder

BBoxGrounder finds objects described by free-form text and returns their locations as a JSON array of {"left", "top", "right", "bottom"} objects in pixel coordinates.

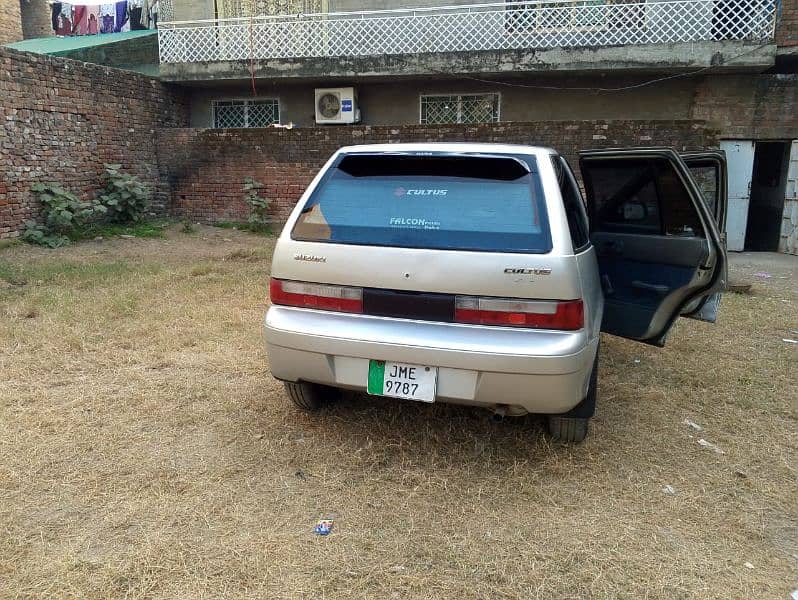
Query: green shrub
[
  {"left": 98, "top": 164, "right": 149, "bottom": 224},
  {"left": 243, "top": 177, "right": 271, "bottom": 233},
  {"left": 23, "top": 183, "right": 106, "bottom": 248}
]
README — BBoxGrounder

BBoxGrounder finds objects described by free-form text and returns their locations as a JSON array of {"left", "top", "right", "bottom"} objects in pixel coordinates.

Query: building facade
[{"left": 155, "top": 0, "right": 797, "bottom": 253}]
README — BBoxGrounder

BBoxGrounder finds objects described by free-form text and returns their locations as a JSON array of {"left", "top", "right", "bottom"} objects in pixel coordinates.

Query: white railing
[{"left": 158, "top": 0, "right": 777, "bottom": 64}]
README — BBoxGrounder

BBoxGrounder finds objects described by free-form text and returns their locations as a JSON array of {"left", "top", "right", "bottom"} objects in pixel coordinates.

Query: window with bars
[
  {"left": 212, "top": 99, "right": 280, "bottom": 128},
  {"left": 420, "top": 94, "right": 500, "bottom": 125}
]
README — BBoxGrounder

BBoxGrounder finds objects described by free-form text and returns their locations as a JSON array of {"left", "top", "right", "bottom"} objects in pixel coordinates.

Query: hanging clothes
[
  {"left": 114, "top": 1, "right": 129, "bottom": 32},
  {"left": 138, "top": 0, "right": 150, "bottom": 29},
  {"left": 87, "top": 7, "right": 100, "bottom": 34},
  {"left": 129, "top": 0, "right": 146, "bottom": 30},
  {"left": 72, "top": 5, "right": 87, "bottom": 35},
  {"left": 51, "top": 2, "right": 63, "bottom": 33},
  {"left": 129, "top": 6, "right": 142, "bottom": 29},
  {"left": 57, "top": 3, "right": 73, "bottom": 36},
  {"left": 150, "top": 0, "right": 159, "bottom": 29},
  {"left": 100, "top": 4, "right": 115, "bottom": 33}
]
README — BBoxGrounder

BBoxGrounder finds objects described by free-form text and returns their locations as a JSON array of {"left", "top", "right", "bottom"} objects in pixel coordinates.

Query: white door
[
  {"left": 782, "top": 140, "right": 798, "bottom": 255},
  {"left": 720, "top": 140, "right": 755, "bottom": 252}
]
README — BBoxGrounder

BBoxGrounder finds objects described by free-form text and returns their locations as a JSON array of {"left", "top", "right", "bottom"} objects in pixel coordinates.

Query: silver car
[{"left": 265, "top": 144, "right": 727, "bottom": 442}]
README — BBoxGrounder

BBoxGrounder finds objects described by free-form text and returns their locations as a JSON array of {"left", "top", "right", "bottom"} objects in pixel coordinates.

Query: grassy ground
[{"left": 0, "top": 227, "right": 796, "bottom": 599}]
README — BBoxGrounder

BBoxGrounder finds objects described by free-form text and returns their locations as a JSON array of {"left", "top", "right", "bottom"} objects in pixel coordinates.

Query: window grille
[
  {"left": 420, "top": 94, "right": 500, "bottom": 125},
  {"left": 212, "top": 99, "right": 280, "bottom": 128}
]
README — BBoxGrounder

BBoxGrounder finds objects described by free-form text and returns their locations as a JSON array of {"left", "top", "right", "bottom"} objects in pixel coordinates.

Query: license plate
[{"left": 367, "top": 360, "right": 437, "bottom": 403}]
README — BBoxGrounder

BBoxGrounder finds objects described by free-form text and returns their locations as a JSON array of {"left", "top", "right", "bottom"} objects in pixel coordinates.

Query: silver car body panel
[
  {"left": 265, "top": 143, "right": 604, "bottom": 414},
  {"left": 266, "top": 308, "right": 599, "bottom": 413}
]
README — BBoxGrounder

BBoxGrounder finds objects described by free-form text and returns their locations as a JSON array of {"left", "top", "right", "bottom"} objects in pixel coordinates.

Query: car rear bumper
[{"left": 264, "top": 306, "right": 599, "bottom": 414}]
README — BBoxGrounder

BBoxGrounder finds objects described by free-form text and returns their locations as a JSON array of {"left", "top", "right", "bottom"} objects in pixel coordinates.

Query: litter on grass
[
  {"left": 313, "top": 519, "right": 334, "bottom": 536},
  {"left": 743, "top": 562, "right": 754, "bottom": 569},
  {"left": 683, "top": 418, "right": 703, "bottom": 431},
  {"left": 389, "top": 566, "right": 407, "bottom": 573},
  {"left": 662, "top": 485, "right": 676, "bottom": 495},
  {"left": 698, "top": 439, "right": 725, "bottom": 454},
  {"left": 727, "top": 283, "right": 752, "bottom": 294},
  {"left": 782, "top": 339, "right": 798, "bottom": 344}
]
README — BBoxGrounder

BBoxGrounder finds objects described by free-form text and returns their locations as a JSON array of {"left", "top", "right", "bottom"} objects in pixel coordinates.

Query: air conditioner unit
[{"left": 314, "top": 87, "right": 359, "bottom": 125}]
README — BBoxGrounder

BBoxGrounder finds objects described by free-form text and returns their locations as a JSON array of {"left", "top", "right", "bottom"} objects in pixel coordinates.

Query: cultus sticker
[
  {"left": 394, "top": 187, "right": 448, "bottom": 197},
  {"left": 504, "top": 268, "right": 553, "bottom": 275}
]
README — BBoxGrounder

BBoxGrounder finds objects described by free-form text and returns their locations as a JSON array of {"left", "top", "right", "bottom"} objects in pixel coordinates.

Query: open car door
[
  {"left": 680, "top": 151, "right": 728, "bottom": 322},
  {"left": 579, "top": 148, "right": 727, "bottom": 347}
]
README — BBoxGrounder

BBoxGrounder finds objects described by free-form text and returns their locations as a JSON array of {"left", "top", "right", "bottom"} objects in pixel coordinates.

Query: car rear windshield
[{"left": 291, "top": 153, "right": 552, "bottom": 253}]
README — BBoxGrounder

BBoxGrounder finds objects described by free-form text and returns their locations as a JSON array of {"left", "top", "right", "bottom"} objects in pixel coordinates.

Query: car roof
[{"left": 337, "top": 142, "right": 557, "bottom": 158}]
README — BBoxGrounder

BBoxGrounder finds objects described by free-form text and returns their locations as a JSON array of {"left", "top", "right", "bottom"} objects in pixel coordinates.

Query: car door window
[
  {"left": 585, "top": 158, "right": 706, "bottom": 239},
  {"left": 687, "top": 164, "right": 719, "bottom": 216},
  {"left": 553, "top": 156, "right": 590, "bottom": 251},
  {"left": 682, "top": 152, "right": 727, "bottom": 231}
]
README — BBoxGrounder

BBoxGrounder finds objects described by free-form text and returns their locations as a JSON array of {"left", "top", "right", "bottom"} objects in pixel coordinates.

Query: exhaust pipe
[{"left": 491, "top": 405, "right": 508, "bottom": 423}]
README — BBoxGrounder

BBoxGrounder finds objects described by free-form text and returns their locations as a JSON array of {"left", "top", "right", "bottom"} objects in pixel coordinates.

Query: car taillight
[
  {"left": 270, "top": 279, "right": 363, "bottom": 313},
  {"left": 454, "top": 297, "right": 583, "bottom": 330}
]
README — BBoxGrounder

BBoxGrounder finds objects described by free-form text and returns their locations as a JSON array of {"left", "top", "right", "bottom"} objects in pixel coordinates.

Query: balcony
[{"left": 157, "top": 0, "right": 779, "bottom": 80}]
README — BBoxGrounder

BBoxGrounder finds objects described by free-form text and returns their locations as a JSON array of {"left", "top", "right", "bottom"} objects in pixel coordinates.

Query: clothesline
[{"left": 51, "top": 1, "right": 159, "bottom": 36}]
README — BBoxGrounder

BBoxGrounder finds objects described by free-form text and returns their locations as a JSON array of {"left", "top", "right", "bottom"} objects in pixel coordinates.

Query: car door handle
[
  {"left": 601, "top": 274, "right": 614, "bottom": 296},
  {"left": 632, "top": 280, "right": 670, "bottom": 296}
]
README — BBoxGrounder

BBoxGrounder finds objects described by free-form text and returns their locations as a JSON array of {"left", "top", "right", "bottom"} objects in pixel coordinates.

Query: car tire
[
  {"left": 547, "top": 416, "right": 589, "bottom": 443},
  {"left": 284, "top": 381, "right": 331, "bottom": 411}
]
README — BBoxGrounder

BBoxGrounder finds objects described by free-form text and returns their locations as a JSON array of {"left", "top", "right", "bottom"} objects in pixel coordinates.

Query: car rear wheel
[
  {"left": 284, "top": 381, "right": 336, "bottom": 411},
  {"left": 547, "top": 416, "right": 589, "bottom": 443},
  {"left": 547, "top": 343, "right": 599, "bottom": 443}
]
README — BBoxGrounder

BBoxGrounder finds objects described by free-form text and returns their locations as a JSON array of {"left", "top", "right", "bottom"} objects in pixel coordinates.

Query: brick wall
[
  {"left": 157, "top": 121, "right": 717, "bottom": 224},
  {"left": 0, "top": 47, "right": 190, "bottom": 238},
  {"left": 691, "top": 74, "right": 798, "bottom": 139},
  {"left": 0, "top": 0, "right": 23, "bottom": 44},
  {"left": 776, "top": 0, "right": 798, "bottom": 47}
]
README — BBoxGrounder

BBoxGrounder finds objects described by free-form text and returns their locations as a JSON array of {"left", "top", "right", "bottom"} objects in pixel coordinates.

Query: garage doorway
[{"left": 744, "top": 141, "right": 791, "bottom": 251}]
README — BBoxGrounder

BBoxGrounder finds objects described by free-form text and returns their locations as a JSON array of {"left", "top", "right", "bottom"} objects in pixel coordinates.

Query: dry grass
[{"left": 0, "top": 227, "right": 796, "bottom": 599}]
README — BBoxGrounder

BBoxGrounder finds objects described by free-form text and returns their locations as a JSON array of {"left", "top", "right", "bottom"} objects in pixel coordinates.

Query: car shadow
[{"left": 306, "top": 390, "right": 586, "bottom": 468}]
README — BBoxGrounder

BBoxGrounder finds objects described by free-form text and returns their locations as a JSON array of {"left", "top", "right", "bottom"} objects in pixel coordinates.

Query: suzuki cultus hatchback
[{"left": 265, "top": 144, "right": 727, "bottom": 442}]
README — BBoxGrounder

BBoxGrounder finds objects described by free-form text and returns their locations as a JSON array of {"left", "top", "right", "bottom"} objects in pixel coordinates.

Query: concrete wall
[
  {"left": 21, "top": 0, "right": 53, "bottom": 39},
  {"left": 173, "top": 0, "right": 484, "bottom": 20},
  {"left": 0, "top": 0, "right": 22, "bottom": 45},
  {"left": 157, "top": 120, "right": 717, "bottom": 224},
  {"left": 173, "top": 0, "right": 215, "bottom": 21},
  {"left": 0, "top": 47, "right": 190, "bottom": 239},
  {"left": 186, "top": 73, "right": 798, "bottom": 141},
  {"left": 188, "top": 76, "right": 701, "bottom": 128},
  {"left": 330, "top": 0, "right": 483, "bottom": 11}
]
